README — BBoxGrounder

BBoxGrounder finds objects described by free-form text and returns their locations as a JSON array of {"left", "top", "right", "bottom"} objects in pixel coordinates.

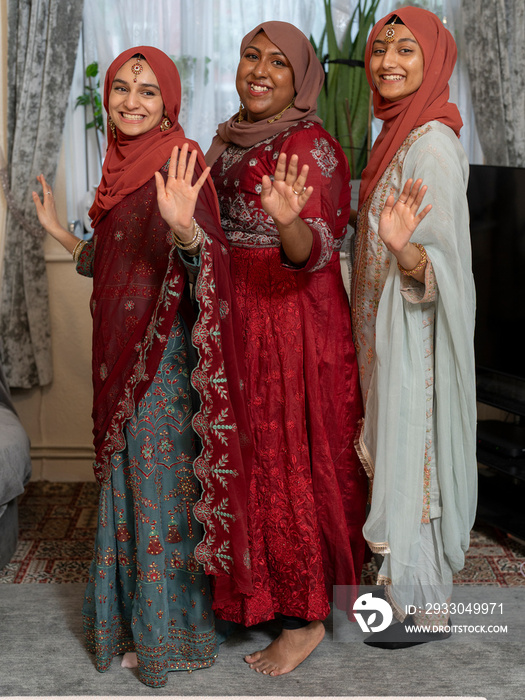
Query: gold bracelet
[
  {"left": 72, "top": 239, "right": 87, "bottom": 263},
  {"left": 397, "top": 242, "right": 427, "bottom": 276},
  {"left": 170, "top": 218, "right": 204, "bottom": 251}
]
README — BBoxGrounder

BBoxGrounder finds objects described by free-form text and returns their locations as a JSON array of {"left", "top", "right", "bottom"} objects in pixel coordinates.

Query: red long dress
[{"left": 210, "top": 121, "right": 368, "bottom": 625}]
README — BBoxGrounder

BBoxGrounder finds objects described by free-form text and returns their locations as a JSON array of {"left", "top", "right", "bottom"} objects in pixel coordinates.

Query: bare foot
[
  {"left": 121, "top": 651, "right": 138, "bottom": 668},
  {"left": 244, "top": 620, "right": 325, "bottom": 676}
]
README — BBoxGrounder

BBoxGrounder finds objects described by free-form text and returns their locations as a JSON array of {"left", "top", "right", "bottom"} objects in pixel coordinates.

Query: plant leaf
[{"left": 85, "top": 62, "right": 99, "bottom": 78}]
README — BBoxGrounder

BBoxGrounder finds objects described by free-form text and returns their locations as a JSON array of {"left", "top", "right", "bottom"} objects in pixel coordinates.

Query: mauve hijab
[
  {"left": 359, "top": 7, "right": 463, "bottom": 208},
  {"left": 205, "top": 21, "right": 324, "bottom": 165}
]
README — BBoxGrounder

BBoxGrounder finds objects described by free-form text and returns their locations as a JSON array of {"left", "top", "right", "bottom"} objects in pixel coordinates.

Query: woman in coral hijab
[
  {"left": 351, "top": 7, "right": 477, "bottom": 647},
  {"left": 32, "top": 47, "right": 253, "bottom": 687}
]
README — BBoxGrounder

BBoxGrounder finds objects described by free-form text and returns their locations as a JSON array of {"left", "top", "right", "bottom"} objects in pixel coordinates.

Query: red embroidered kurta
[{"left": 210, "top": 121, "right": 368, "bottom": 625}]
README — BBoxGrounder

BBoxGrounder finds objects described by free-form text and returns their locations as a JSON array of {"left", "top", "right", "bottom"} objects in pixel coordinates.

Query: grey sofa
[{"left": 0, "top": 365, "right": 31, "bottom": 570}]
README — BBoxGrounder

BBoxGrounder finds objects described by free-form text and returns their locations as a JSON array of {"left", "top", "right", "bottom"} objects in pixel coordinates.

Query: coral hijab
[
  {"left": 359, "top": 7, "right": 463, "bottom": 208},
  {"left": 89, "top": 46, "right": 217, "bottom": 227}
]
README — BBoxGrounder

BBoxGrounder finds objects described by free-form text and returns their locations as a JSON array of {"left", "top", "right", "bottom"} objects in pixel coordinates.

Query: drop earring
[
  {"left": 237, "top": 101, "right": 245, "bottom": 123},
  {"left": 108, "top": 116, "right": 117, "bottom": 139},
  {"left": 160, "top": 116, "right": 172, "bottom": 132}
]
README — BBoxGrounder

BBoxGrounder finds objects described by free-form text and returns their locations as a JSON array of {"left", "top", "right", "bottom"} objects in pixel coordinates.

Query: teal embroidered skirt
[{"left": 83, "top": 318, "right": 218, "bottom": 687}]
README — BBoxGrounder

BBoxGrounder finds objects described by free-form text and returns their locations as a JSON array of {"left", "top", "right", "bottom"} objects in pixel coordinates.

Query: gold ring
[
  {"left": 292, "top": 187, "right": 305, "bottom": 196},
  {"left": 168, "top": 175, "right": 176, "bottom": 178}
]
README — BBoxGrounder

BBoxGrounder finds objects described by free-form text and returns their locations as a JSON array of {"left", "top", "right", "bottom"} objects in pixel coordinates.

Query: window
[{"left": 63, "top": 0, "right": 482, "bottom": 235}]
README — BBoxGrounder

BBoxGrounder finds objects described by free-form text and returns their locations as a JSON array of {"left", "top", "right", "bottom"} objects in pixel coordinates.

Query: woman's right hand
[
  {"left": 155, "top": 143, "right": 210, "bottom": 244},
  {"left": 32, "top": 174, "right": 76, "bottom": 251},
  {"left": 260, "top": 152, "right": 313, "bottom": 226},
  {"left": 378, "top": 178, "right": 431, "bottom": 254}
]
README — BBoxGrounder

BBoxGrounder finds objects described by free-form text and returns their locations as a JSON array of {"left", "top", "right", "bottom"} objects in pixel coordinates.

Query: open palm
[
  {"left": 155, "top": 143, "right": 210, "bottom": 238},
  {"left": 378, "top": 178, "right": 432, "bottom": 253},
  {"left": 261, "top": 152, "right": 313, "bottom": 226}
]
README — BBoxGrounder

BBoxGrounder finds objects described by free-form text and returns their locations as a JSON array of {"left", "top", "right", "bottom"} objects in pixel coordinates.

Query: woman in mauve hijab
[
  {"left": 32, "top": 46, "right": 253, "bottom": 687},
  {"left": 206, "top": 21, "right": 369, "bottom": 676},
  {"left": 351, "top": 7, "right": 477, "bottom": 648}
]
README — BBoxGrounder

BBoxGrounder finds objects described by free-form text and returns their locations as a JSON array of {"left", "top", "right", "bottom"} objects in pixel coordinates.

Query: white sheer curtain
[
  {"left": 81, "top": 0, "right": 483, "bottom": 159},
  {"left": 65, "top": 0, "right": 482, "bottom": 229},
  {"left": 82, "top": 0, "right": 323, "bottom": 152}
]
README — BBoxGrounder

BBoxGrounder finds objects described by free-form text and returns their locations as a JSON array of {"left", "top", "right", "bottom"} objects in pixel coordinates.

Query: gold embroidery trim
[
  {"left": 367, "top": 540, "right": 391, "bottom": 555},
  {"left": 354, "top": 417, "right": 374, "bottom": 503},
  {"left": 355, "top": 418, "right": 374, "bottom": 480}
]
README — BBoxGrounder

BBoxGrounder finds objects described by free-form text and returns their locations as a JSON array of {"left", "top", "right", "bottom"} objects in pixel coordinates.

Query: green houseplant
[
  {"left": 311, "top": 0, "right": 381, "bottom": 179},
  {"left": 75, "top": 61, "right": 105, "bottom": 171}
]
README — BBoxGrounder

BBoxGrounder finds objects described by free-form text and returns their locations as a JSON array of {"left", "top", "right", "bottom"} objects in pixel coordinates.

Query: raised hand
[
  {"left": 378, "top": 178, "right": 432, "bottom": 254},
  {"left": 155, "top": 143, "right": 210, "bottom": 243},
  {"left": 32, "top": 175, "right": 64, "bottom": 237},
  {"left": 32, "top": 174, "right": 78, "bottom": 253},
  {"left": 260, "top": 152, "right": 313, "bottom": 227}
]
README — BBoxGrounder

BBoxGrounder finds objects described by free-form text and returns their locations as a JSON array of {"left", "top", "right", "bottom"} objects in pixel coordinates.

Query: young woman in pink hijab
[{"left": 206, "top": 21, "right": 369, "bottom": 676}]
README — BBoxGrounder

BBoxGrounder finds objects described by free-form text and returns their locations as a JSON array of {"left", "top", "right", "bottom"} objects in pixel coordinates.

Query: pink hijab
[
  {"left": 359, "top": 7, "right": 463, "bottom": 208},
  {"left": 206, "top": 21, "right": 324, "bottom": 165}
]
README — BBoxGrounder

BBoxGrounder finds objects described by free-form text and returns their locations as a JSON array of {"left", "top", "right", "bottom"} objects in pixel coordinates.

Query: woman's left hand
[
  {"left": 155, "top": 143, "right": 210, "bottom": 242},
  {"left": 378, "top": 178, "right": 432, "bottom": 254},
  {"left": 260, "top": 152, "right": 313, "bottom": 226}
]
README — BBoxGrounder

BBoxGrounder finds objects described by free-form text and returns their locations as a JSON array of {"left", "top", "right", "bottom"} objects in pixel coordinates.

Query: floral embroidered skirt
[{"left": 83, "top": 319, "right": 218, "bottom": 687}]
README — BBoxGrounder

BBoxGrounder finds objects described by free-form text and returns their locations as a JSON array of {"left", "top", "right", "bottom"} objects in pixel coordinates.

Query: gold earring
[
  {"left": 108, "top": 116, "right": 117, "bottom": 139},
  {"left": 267, "top": 97, "right": 295, "bottom": 124},
  {"left": 160, "top": 116, "right": 172, "bottom": 132},
  {"left": 237, "top": 101, "right": 245, "bottom": 123}
]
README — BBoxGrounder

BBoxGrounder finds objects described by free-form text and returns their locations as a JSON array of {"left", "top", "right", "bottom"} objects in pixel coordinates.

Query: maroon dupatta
[{"left": 88, "top": 48, "right": 253, "bottom": 605}]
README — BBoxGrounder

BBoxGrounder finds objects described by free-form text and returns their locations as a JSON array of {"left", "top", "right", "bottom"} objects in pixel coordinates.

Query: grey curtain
[
  {"left": 0, "top": 0, "right": 84, "bottom": 388},
  {"left": 461, "top": 0, "right": 525, "bottom": 166}
]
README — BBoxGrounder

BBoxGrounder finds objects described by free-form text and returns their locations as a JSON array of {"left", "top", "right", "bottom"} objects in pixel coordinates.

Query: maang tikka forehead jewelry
[
  {"left": 385, "top": 18, "right": 397, "bottom": 43},
  {"left": 130, "top": 57, "right": 143, "bottom": 82}
]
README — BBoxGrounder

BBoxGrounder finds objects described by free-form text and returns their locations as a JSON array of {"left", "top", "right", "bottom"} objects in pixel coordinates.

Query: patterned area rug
[
  {"left": 0, "top": 482, "right": 99, "bottom": 584},
  {"left": 1, "top": 481, "right": 525, "bottom": 585}
]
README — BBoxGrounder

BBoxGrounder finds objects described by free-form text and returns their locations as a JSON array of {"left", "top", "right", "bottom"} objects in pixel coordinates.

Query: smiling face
[
  {"left": 370, "top": 23, "right": 424, "bottom": 102},
  {"left": 107, "top": 57, "right": 165, "bottom": 136},
  {"left": 235, "top": 31, "right": 295, "bottom": 123}
]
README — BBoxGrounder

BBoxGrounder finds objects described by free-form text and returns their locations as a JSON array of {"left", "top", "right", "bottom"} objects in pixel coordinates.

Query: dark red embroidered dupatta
[
  {"left": 88, "top": 46, "right": 253, "bottom": 605},
  {"left": 90, "top": 167, "right": 253, "bottom": 605}
]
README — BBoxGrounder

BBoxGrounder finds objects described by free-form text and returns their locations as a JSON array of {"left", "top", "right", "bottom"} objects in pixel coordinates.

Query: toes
[
  {"left": 120, "top": 651, "right": 138, "bottom": 668},
  {"left": 251, "top": 659, "right": 278, "bottom": 675}
]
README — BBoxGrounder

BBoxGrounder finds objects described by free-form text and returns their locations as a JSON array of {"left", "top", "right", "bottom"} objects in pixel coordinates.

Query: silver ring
[
  {"left": 46, "top": 191, "right": 52, "bottom": 195},
  {"left": 168, "top": 174, "right": 176, "bottom": 178}
]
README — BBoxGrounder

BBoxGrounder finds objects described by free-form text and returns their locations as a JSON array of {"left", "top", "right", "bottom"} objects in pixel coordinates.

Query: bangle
[
  {"left": 397, "top": 242, "right": 427, "bottom": 276},
  {"left": 170, "top": 218, "right": 204, "bottom": 251},
  {"left": 72, "top": 239, "right": 87, "bottom": 262}
]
